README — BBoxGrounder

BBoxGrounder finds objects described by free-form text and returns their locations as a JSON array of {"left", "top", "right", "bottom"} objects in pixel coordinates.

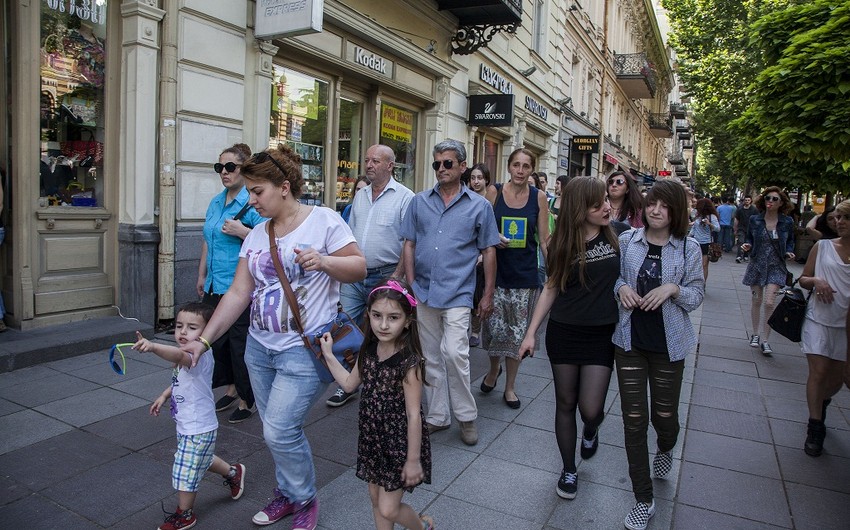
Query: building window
[
  {"left": 379, "top": 102, "right": 417, "bottom": 190},
  {"left": 270, "top": 65, "right": 329, "bottom": 205},
  {"left": 532, "top": 0, "right": 546, "bottom": 55},
  {"left": 335, "top": 97, "right": 364, "bottom": 211},
  {"left": 39, "top": 0, "right": 108, "bottom": 207}
]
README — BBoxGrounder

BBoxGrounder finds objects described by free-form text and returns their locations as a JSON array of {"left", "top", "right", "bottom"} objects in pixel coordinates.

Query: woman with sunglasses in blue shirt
[
  {"left": 198, "top": 143, "right": 265, "bottom": 423},
  {"left": 740, "top": 187, "right": 796, "bottom": 356}
]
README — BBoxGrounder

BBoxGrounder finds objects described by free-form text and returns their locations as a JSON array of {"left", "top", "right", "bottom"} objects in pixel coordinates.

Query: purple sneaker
[
  {"left": 292, "top": 497, "right": 319, "bottom": 530},
  {"left": 252, "top": 488, "right": 295, "bottom": 526}
]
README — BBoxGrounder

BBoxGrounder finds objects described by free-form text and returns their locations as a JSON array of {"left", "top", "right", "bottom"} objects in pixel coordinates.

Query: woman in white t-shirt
[{"left": 184, "top": 144, "right": 366, "bottom": 528}]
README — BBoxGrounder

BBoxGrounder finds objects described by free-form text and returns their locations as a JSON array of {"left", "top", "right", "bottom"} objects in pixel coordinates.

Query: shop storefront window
[
  {"left": 473, "top": 133, "right": 501, "bottom": 180},
  {"left": 39, "top": 0, "right": 108, "bottom": 207},
  {"left": 270, "top": 65, "right": 328, "bottom": 205},
  {"left": 335, "top": 98, "right": 363, "bottom": 212},
  {"left": 484, "top": 138, "right": 499, "bottom": 179},
  {"left": 379, "top": 102, "right": 416, "bottom": 190}
]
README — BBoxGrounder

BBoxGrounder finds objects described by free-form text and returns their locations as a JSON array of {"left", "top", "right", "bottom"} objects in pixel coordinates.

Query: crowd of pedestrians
[{"left": 129, "top": 138, "right": 846, "bottom": 530}]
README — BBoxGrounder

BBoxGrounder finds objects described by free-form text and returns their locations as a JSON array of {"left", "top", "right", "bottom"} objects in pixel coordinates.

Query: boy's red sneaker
[
  {"left": 158, "top": 507, "right": 196, "bottom": 530},
  {"left": 224, "top": 463, "right": 246, "bottom": 500}
]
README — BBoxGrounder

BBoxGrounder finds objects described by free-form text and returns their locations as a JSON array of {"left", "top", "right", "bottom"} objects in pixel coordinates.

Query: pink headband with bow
[{"left": 369, "top": 280, "right": 417, "bottom": 308}]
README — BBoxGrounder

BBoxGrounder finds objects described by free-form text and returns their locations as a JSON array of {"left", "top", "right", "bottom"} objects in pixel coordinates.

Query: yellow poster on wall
[
  {"left": 380, "top": 103, "right": 413, "bottom": 144},
  {"left": 812, "top": 195, "right": 826, "bottom": 214}
]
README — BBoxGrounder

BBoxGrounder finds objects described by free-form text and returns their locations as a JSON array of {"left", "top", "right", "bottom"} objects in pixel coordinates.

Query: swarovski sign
[
  {"left": 468, "top": 94, "right": 514, "bottom": 126},
  {"left": 525, "top": 96, "right": 548, "bottom": 121}
]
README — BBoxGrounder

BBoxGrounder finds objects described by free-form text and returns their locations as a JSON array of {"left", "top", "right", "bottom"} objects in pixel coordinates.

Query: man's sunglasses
[
  {"left": 607, "top": 177, "right": 626, "bottom": 186},
  {"left": 764, "top": 196, "right": 781, "bottom": 203},
  {"left": 251, "top": 151, "right": 288, "bottom": 177},
  {"left": 109, "top": 343, "right": 135, "bottom": 375},
  {"left": 432, "top": 160, "right": 456, "bottom": 171},
  {"left": 214, "top": 162, "right": 240, "bottom": 174}
]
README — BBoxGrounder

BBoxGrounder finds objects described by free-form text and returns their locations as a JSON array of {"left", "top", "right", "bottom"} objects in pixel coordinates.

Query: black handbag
[{"left": 767, "top": 280, "right": 811, "bottom": 343}]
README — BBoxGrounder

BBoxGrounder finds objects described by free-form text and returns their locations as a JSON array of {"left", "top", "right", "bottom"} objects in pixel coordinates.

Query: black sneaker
[
  {"left": 749, "top": 334, "right": 760, "bottom": 348},
  {"left": 556, "top": 470, "right": 577, "bottom": 499},
  {"left": 228, "top": 405, "right": 256, "bottom": 424},
  {"left": 735, "top": 257, "right": 743, "bottom": 263},
  {"left": 804, "top": 418, "right": 826, "bottom": 457},
  {"left": 326, "top": 387, "right": 357, "bottom": 407},
  {"left": 580, "top": 429, "right": 599, "bottom": 460},
  {"left": 760, "top": 342, "right": 773, "bottom": 356},
  {"left": 215, "top": 395, "right": 238, "bottom": 412}
]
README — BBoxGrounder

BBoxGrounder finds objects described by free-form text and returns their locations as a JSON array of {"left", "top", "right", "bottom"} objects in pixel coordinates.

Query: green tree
[
  {"left": 730, "top": 0, "right": 850, "bottom": 190},
  {"left": 662, "top": 0, "right": 849, "bottom": 194}
]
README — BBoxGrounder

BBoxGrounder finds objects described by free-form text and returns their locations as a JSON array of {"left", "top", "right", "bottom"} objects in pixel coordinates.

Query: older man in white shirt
[{"left": 326, "top": 144, "right": 414, "bottom": 407}]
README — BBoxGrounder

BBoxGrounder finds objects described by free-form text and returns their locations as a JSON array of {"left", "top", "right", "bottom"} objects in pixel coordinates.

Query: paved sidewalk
[{"left": 0, "top": 253, "right": 848, "bottom": 529}]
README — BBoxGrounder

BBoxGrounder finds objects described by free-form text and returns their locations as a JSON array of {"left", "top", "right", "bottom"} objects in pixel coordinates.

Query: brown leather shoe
[
  {"left": 459, "top": 421, "right": 478, "bottom": 446},
  {"left": 425, "top": 422, "right": 449, "bottom": 434}
]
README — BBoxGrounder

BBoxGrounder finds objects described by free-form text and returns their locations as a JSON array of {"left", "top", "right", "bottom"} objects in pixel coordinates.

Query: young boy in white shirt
[{"left": 134, "top": 302, "right": 246, "bottom": 530}]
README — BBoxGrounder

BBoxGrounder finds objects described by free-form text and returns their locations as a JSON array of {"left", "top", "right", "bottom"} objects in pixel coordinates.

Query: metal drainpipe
[
  {"left": 597, "top": 0, "right": 611, "bottom": 178},
  {"left": 157, "top": 0, "right": 178, "bottom": 321}
]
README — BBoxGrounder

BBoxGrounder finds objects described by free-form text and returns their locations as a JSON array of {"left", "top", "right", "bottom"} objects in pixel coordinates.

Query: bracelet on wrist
[{"left": 198, "top": 336, "right": 212, "bottom": 352}]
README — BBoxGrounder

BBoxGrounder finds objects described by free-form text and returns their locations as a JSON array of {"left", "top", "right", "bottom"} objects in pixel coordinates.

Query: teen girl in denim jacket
[{"left": 740, "top": 187, "right": 796, "bottom": 356}]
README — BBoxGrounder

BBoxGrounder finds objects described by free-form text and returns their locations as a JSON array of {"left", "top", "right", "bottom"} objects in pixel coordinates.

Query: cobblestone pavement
[{"left": 1, "top": 253, "right": 848, "bottom": 529}]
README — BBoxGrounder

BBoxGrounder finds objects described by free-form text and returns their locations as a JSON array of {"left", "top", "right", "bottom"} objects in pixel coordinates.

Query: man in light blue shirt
[
  {"left": 401, "top": 139, "right": 500, "bottom": 446},
  {"left": 717, "top": 196, "right": 736, "bottom": 252},
  {"left": 327, "top": 144, "right": 414, "bottom": 407}
]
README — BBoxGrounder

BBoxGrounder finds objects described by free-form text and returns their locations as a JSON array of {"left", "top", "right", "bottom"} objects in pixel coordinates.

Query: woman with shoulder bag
[
  {"left": 184, "top": 144, "right": 366, "bottom": 528},
  {"left": 740, "top": 187, "right": 796, "bottom": 356},
  {"left": 796, "top": 199, "right": 850, "bottom": 457}
]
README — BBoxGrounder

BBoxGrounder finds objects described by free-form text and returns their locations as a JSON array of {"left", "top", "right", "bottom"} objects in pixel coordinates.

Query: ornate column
[{"left": 118, "top": 0, "right": 165, "bottom": 324}]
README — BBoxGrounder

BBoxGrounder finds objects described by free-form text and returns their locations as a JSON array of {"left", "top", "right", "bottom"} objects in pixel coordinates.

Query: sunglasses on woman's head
[
  {"left": 764, "top": 196, "right": 781, "bottom": 202},
  {"left": 432, "top": 160, "right": 455, "bottom": 170},
  {"left": 214, "top": 162, "right": 240, "bottom": 174},
  {"left": 251, "top": 151, "right": 288, "bottom": 177},
  {"left": 608, "top": 177, "right": 626, "bottom": 186}
]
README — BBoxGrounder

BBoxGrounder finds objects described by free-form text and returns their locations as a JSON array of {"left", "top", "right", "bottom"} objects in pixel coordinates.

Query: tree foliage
[{"left": 662, "top": 0, "right": 850, "bottom": 194}]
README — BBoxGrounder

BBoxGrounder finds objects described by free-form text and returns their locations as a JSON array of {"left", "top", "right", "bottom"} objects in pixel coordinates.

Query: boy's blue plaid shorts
[{"left": 172, "top": 430, "right": 216, "bottom": 492}]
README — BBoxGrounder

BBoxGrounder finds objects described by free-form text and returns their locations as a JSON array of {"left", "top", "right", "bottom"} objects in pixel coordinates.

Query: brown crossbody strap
[{"left": 266, "top": 220, "right": 313, "bottom": 350}]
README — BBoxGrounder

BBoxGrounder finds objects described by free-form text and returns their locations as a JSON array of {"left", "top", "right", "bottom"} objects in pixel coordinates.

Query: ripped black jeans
[{"left": 615, "top": 346, "right": 684, "bottom": 503}]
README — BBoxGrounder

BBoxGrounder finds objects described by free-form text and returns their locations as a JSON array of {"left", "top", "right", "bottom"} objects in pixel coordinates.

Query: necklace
[{"left": 275, "top": 203, "right": 301, "bottom": 238}]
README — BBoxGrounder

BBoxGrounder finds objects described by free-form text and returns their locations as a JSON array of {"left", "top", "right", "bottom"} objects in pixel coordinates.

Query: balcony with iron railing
[
  {"left": 648, "top": 113, "right": 672, "bottom": 138},
  {"left": 668, "top": 149, "right": 685, "bottom": 166},
  {"left": 613, "top": 52, "right": 657, "bottom": 99},
  {"left": 670, "top": 103, "right": 687, "bottom": 119}
]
